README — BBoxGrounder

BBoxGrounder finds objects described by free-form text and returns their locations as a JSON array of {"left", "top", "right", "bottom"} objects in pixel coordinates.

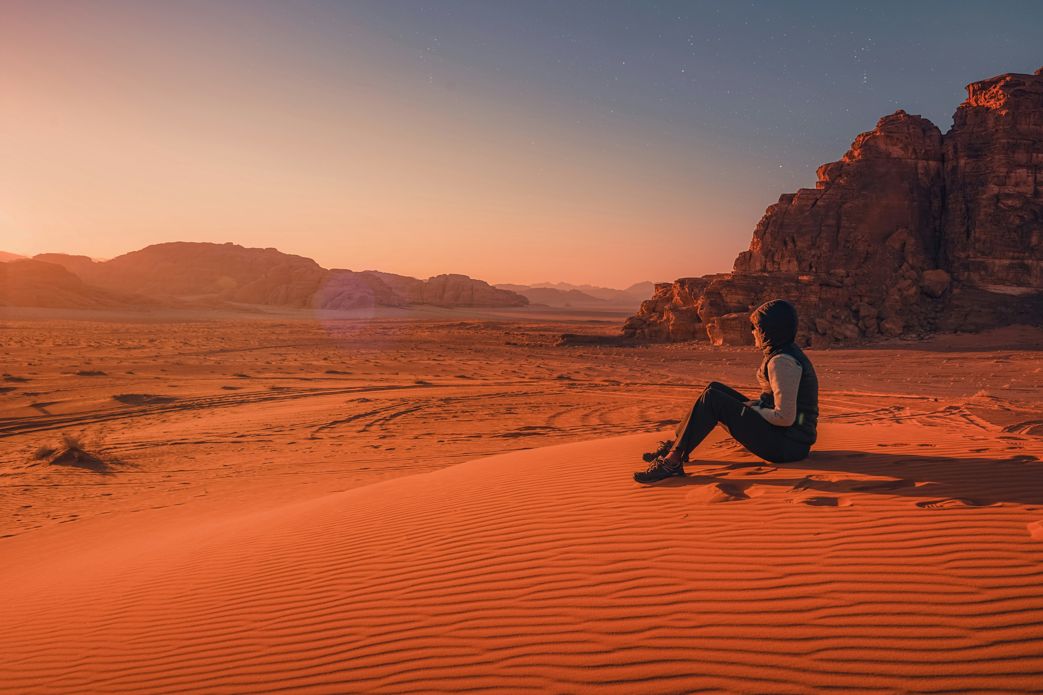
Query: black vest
[{"left": 758, "top": 343, "right": 818, "bottom": 446}]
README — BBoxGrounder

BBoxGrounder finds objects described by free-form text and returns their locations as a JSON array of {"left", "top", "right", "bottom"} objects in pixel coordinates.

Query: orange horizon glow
[
  {"left": 0, "top": 2, "right": 770, "bottom": 288},
  {"left": 8, "top": 3, "right": 1030, "bottom": 287}
]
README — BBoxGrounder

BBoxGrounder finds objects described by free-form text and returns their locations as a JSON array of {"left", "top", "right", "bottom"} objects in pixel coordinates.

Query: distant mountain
[
  {"left": 12, "top": 242, "right": 527, "bottom": 310},
  {"left": 528, "top": 281, "right": 655, "bottom": 305},
  {"left": 495, "top": 284, "right": 607, "bottom": 308},
  {"left": 314, "top": 269, "right": 406, "bottom": 309},
  {"left": 33, "top": 253, "right": 108, "bottom": 283},
  {"left": 622, "top": 281, "right": 656, "bottom": 296},
  {"left": 0, "top": 259, "right": 157, "bottom": 309},
  {"left": 0, "top": 251, "right": 27, "bottom": 262},
  {"left": 368, "top": 271, "right": 528, "bottom": 307},
  {"left": 498, "top": 281, "right": 656, "bottom": 309},
  {"left": 99, "top": 243, "right": 326, "bottom": 306}
]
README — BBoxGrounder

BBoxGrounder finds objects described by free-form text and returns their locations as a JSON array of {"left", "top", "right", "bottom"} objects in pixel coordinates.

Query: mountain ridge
[{"left": 1, "top": 242, "right": 528, "bottom": 310}]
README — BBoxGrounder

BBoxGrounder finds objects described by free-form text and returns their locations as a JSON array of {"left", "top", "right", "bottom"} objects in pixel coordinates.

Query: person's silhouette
[{"left": 634, "top": 299, "right": 819, "bottom": 483}]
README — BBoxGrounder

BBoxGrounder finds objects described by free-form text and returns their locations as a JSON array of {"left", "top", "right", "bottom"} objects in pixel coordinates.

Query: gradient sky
[{"left": 2, "top": 1, "right": 1041, "bottom": 286}]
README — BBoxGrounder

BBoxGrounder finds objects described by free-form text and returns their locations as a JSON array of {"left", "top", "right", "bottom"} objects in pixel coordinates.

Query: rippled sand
[{"left": 1, "top": 313, "right": 1041, "bottom": 692}]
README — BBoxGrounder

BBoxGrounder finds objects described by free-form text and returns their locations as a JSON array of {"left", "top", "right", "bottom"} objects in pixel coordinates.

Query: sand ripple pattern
[{"left": 2, "top": 424, "right": 1043, "bottom": 693}]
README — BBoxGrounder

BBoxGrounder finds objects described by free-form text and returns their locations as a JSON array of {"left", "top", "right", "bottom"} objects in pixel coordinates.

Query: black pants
[{"left": 673, "top": 381, "right": 810, "bottom": 464}]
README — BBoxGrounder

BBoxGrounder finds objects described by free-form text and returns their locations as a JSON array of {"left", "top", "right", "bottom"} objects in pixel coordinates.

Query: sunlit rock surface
[{"left": 625, "top": 68, "right": 1043, "bottom": 345}]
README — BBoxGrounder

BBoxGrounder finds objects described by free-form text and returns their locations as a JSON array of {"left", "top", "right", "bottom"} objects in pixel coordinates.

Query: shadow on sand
[{"left": 656, "top": 449, "right": 1043, "bottom": 508}]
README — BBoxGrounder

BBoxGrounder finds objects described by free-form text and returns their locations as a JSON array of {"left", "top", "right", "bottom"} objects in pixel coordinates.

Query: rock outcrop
[
  {"left": 19, "top": 242, "right": 528, "bottom": 310},
  {"left": 0, "top": 260, "right": 155, "bottom": 309},
  {"left": 624, "top": 68, "right": 1043, "bottom": 346},
  {"left": 97, "top": 243, "right": 328, "bottom": 307},
  {"left": 365, "top": 272, "right": 528, "bottom": 307},
  {"left": 942, "top": 69, "right": 1043, "bottom": 290},
  {"left": 312, "top": 270, "right": 406, "bottom": 310},
  {"left": 0, "top": 251, "right": 27, "bottom": 263}
]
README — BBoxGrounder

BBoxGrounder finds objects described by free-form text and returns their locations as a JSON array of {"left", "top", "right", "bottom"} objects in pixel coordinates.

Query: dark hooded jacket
[{"left": 750, "top": 299, "right": 818, "bottom": 446}]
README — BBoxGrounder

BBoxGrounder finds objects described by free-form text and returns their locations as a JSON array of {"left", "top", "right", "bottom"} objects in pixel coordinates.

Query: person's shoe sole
[{"left": 633, "top": 467, "right": 686, "bottom": 484}]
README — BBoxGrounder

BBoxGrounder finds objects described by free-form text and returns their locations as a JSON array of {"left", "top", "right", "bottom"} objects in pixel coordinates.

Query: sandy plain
[{"left": 1, "top": 309, "right": 1042, "bottom": 692}]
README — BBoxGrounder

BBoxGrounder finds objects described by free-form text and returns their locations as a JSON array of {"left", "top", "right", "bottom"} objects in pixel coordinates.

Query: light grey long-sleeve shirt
[{"left": 749, "top": 353, "right": 803, "bottom": 427}]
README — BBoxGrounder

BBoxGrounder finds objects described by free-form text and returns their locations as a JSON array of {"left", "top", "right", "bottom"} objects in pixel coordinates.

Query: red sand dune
[{"left": 3, "top": 419, "right": 1043, "bottom": 693}]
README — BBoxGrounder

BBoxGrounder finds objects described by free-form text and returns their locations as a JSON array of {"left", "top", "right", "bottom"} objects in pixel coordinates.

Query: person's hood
[{"left": 750, "top": 299, "right": 798, "bottom": 354}]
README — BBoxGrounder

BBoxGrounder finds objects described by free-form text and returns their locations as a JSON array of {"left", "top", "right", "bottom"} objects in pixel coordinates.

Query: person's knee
[
  {"left": 699, "top": 386, "right": 729, "bottom": 415},
  {"left": 701, "top": 382, "right": 724, "bottom": 400}
]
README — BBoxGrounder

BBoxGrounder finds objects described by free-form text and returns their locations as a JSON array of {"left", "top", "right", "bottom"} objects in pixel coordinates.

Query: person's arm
[{"left": 748, "top": 355, "right": 802, "bottom": 426}]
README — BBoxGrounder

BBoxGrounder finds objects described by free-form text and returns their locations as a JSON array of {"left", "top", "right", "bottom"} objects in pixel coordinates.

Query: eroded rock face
[
  {"left": 625, "top": 68, "right": 1043, "bottom": 345},
  {"left": 734, "top": 110, "right": 944, "bottom": 279},
  {"left": 418, "top": 274, "right": 527, "bottom": 307},
  {"left": 943, "top": 71, "right": 1043, "bottom": 289},
  {"left": 311, "top": 270, "right": 404, "bottom": 310},
  {"left": 706, "top": 313, "right": 755, "bottom": 347},
  {"left": 622, "top": 277, "right": 712, "bottom": 340},
  {"left": 97, "top": 242, "right": 327, "bottom": 307}
]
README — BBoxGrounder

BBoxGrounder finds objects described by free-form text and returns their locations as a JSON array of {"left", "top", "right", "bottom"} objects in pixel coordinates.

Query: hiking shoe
[
  {"left": 633, "top": 456, "right": 685, "bottom": 483},
  {"left": 642, "top": 438, "right": 675, "bottom": 463}
]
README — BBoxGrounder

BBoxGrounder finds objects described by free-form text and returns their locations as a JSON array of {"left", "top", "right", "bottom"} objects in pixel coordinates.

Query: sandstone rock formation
[
  {"left": 0, "top": 260, "right": 153, "bottom": 309},
  {"left": 18, "top": 242, "right": 527, "bottom": 310},
  {"left": 942, "top": 69, "right": 1043, "bottom": 290},
  {"left": 312, "top": 270, "right": 406, "bottom": 310},
  {"left": 364, "top": 271, "right": 528, "bottom": 308},
  {"left": 97, "top": 243, "right": 328, "bottom": 307},
  {"left": 624, "top": 68, "right": 1043, "bottom": 346},
  {"left": 0, "top": 251, "right": 27, "bottom": 263}
]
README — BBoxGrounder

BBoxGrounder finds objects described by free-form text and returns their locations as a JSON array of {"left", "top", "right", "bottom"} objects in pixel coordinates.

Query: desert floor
[{"left": 1, "top": 310, "right": 1042, "bottom": 692}]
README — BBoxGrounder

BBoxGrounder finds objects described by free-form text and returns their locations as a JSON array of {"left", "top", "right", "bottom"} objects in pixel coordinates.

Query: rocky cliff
[
  {"left": 624, "top": 68, "right": 1043, "bottom": 346},
  {"left": 942, "top": 70, "right": 1043, "bottom": 290}
]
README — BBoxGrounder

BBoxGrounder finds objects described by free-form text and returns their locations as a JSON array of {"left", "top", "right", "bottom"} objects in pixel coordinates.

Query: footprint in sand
[
  {"left": 686, "top": 481, "right": 752, "bottom": 504},
  {"left": 916, "top": 498, "right": 995, "bottom": 510},
  {"left": 790, "top": 474, "right": 846, "bottom": 491},
  {"left": 852, "top": 478, "right": 919, "bottom": 492},
  {"left": 801, "top": 495, "right": 853, "bottom": 507}
]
